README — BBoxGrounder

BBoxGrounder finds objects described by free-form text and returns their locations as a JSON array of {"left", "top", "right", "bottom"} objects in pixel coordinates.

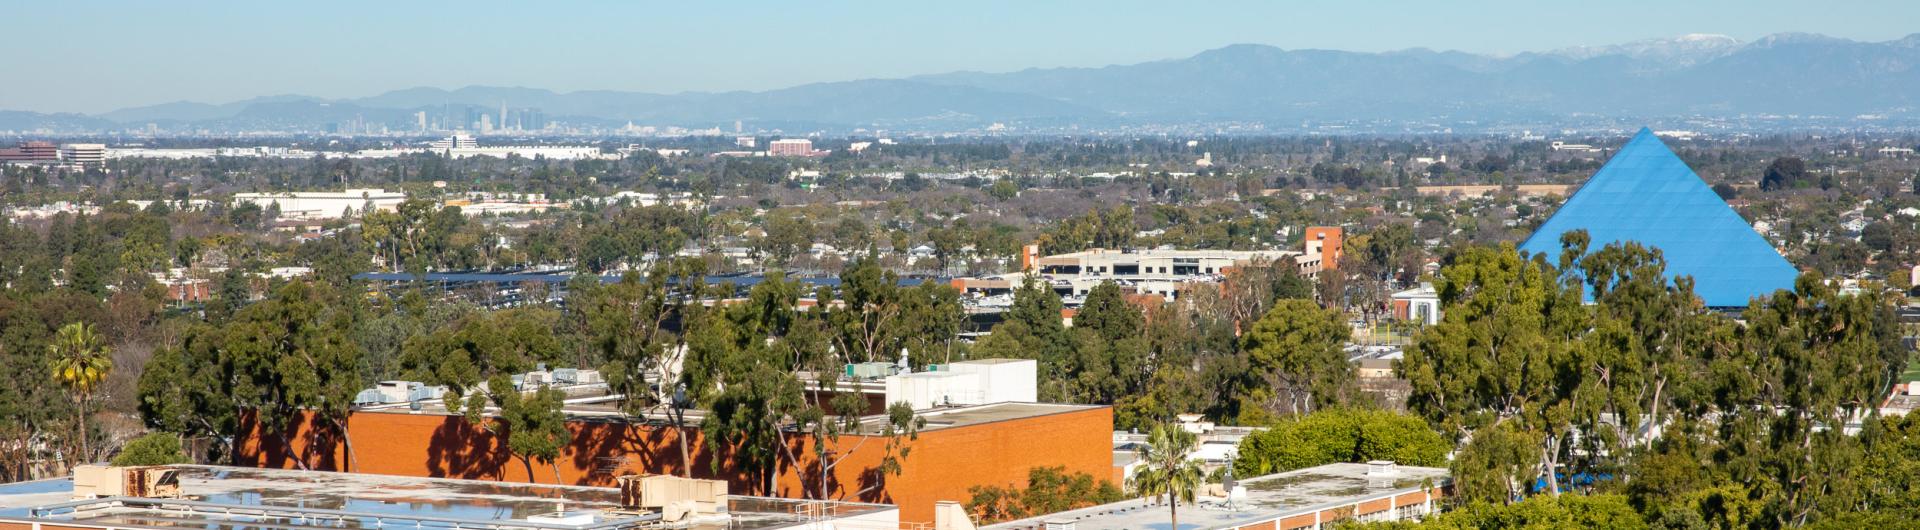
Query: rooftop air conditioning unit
[
  {"left": 616, "top": 474, "right": 727, "bottom": 518},
  {"left": 353, "top": 389, "right": 385, "bottom": 406},
  {"left": 72, "top": 465, "right": 181, "bottom": 499}
]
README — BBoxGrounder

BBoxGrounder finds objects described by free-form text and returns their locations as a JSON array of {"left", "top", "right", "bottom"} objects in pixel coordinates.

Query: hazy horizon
[{"left": 4, "top": 0, "right": 1918, "bottom": 114}]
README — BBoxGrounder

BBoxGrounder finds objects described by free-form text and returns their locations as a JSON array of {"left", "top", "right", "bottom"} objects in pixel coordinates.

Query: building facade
[
  {"left": 235, "top": 398, "right": 1111, "bottom": 525},
  {"left": 768, "top": 138, "right": 814, "bottom": 156},
  {"left": 232, "top": 188, "right": 406, "bottom": 220},
  {"left": 60, "top": 143, "right": 107, "bottom": 166},
  {"left": 1303, "top": 226, "right": 1343, "bottom": 270},
  {"left": 1027, "top": 248, "right": 1320, "bottom": 299}
]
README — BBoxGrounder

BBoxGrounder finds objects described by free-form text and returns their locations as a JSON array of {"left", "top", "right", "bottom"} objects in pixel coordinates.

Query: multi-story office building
[
  {"left": 0, "top": 141, "right": 60, "bottom": 163},
  {"left": 768, "top": 138, "right": 814, "bottom": 156},
  {"left": 60, "top": 143, "right": 107, "bottom": 166},
  {"left": 429, "top": 134, "right": 480, "bottom": 149},
  {"left": 232, "top": 188, "right": 406, "bottom": 220}
]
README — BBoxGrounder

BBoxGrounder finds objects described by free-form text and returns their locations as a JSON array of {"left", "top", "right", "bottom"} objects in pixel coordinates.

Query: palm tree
[
  {"left": 48, "top": 322, "right": 112, "bottom": 464},
  {"left": 1129, "top": 422, "right": 1205, "bottom": 530}
]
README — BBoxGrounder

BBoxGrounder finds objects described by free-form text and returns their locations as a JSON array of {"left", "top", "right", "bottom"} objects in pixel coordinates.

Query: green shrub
[
  {"left": 1232, "top": 409, "right": 1448, "bottom": 477},
  {"left": 111, "top": 432, "right": 189, "bottom": 466}
]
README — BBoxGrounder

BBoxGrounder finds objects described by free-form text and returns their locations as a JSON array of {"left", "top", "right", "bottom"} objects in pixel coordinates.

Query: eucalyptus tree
[
  {"left": 591, "top": 258, "right": 709, "bottom": 476},
  {"left": 697, "top": 272, "right": 812, "bottom": 495},
  {"left": 829, "top": 257, "right": 907, "bottom": 365},
  {"left": 402, "top": 305, "right": 571, "bottom": 479},
  {"left": 137, "top": 327, "right": 239, "bottom": 463},
  {"left": 491, "top": 380, "right": 571, "bottom": 483},
  {"left": 1720, "top": 273, "right": 1900, "bottom": 526},
  {"left": 224, "top": 281, "right": 363, "bottom": 470},
  {"left": 1240, "top": 299, "right": 1353, "bottom": 416},
  {"left": 973, "top": 275, "right": 1074, "bottom": 398},
  {"left": 1400, "top": 242, "right": 1587, "bottom": 500}
]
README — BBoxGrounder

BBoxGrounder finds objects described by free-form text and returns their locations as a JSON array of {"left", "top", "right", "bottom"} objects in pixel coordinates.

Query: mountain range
[{"left": 8, "top": 32, "right": 1920, "bottom": 134}]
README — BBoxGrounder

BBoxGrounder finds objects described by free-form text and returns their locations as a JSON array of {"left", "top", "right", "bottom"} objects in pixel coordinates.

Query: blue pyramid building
[{"left": 1518, "top": 128, "right": 1799, "bottom": 307}]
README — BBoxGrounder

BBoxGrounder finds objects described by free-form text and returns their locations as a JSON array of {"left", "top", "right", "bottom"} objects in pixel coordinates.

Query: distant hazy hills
[
  {"left": 908, "top": 32, "right": 1920, "bottom": 122},
  {"left": 10, "top": 32, "right": 1920, "bottom": 133}
]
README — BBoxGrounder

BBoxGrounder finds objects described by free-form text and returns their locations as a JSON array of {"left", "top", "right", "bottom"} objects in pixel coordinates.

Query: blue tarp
[{"left": 1518, "top": 128, "right": 1799, "bottom": 308}]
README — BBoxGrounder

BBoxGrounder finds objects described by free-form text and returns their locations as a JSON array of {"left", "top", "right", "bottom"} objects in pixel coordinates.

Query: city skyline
[{"left": 4, "top": 0, "right": 1919, "bottom": 114}]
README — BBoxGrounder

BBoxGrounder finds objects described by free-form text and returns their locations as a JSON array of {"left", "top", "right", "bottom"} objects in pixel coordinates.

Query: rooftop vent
[{"left": 1366, "top": 460, "right": 1399, "bottom": 478}]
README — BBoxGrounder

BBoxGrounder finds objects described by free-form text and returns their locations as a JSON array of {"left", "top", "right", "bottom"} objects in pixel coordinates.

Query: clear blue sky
[{"left": 3, "top": 0, "right": 1916, "bottom": 114}]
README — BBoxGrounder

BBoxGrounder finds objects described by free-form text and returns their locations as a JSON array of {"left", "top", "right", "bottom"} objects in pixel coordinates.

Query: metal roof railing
[{"left": 29, "top": 497, "right": 661, "bottom": 530}]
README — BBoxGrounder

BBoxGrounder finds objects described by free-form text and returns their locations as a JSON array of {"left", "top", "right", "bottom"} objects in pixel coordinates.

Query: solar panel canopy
[{"left": 1518, "top": 128, "right": 1799, "bottom": 307}]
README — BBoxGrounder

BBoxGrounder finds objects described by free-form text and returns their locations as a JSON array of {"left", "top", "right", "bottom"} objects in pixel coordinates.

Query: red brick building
[{"left": 237, "top": 402, "right": 1112, "bottom": 525}]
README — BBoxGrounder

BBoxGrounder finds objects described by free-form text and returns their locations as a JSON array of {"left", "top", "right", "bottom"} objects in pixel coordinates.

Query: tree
[
  {"left": 1038, "top": 207, "right": 1135, "bottom": 254},
  {"left": 1715, "top": 272, "right": 1899, "bottom": 526},
  {"left": 1473, "top": 154, "right": 1512, "bottom": 174},
  {"left": 808, "top": 400, "right": 924, "bottom": 501},
  {"left": 701, "top": 352, "right": 807, "bottom": 495},
  {"left": 402, "top": 306, "right": 565, "bottom": 420},
  {"left": 1210, "top": 257, "right": 1316, "bottom": 334},
  {"left": 1362, "top": 494, "right": 1647, "bottom": 529},
  {"left": 1082, "top": 282, "right": 1136, "bottom": 339},
  {"left": 1364, "top": 223, "right": 1418, "bottom": 286},
  {"left": 697, "top": 273, "right": 813, "bottom": 495},
  {"left": 1712, "top": 182, "right": 1740, "bottom": 200},
  {"left": 1130, "top": 422, "right": 1205, "bottom": 530},
  {"left": 48, "top": 321, "right": 111, "bottom": 463},
  {"left": 989, "top": 179, "right": 1020, "bottom": 201},
  {"left": 1450, "top": 421, "right": 1544, "bottom": 504},
  {"left": 0, "top": 298, "right": 76, "bottom": 482},
  {"left": 403, "top": 303, "right": 572, "bottom": 482},
  {"left": 1233, "top": 409, "right": 1448, "bottom": 477},
  {"left": 967, "top": 466, "right": 1124, "bottom": 524},
  {"left": 896, "top": 282, "right": 967, "bottom": 366},
  {"left": 1240, "top": 300, "right": 1353, "bottom": 416},
  {"left": 828, "top": 258, "right": 908, "bottom": 365},
  {"left": 1850, "top": 413, "right": 1920, "bottom": 517},
  {"left": 755, "top": 212, "right": 814, "bottom": 267},
  {"left": 219, "top": 281, "right": 364, "bottom": 471},
  {"left": 491, "top": 381, "right": 572, "bottom": 483},
  {"left": 973, "top": 276, "right": 1075, "bottom": 400},
  {"left": 137, "top": 333, "right": 238, "bottom": 464},
  {"left": 1760, "top": 156, "right": 1808, "bottom": 191},
  {"left": 1569, "top": 239, "right": 1718, "bottom": 468},
  {"left": 589, "top": 259, "right": 708, "bottom": 476},
  {"left": 1398, "top": 242, "right": 1587, "bottom": 500},
  {"left": 1863, "top": 222, "right": 1895, "bottom": 253},
  {"left": 1060, "top": 281, "right": 1148, "bottom": 404},
  {"left": 111, "top": 432, "right": 189, "bottom": 466},
  {"left": 926, "top": 227, "right": 968, "bottom": 271}
]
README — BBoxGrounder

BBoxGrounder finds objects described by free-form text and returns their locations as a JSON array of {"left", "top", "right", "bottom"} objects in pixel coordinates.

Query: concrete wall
[{"left": 236, "top": 405, "right": 1112, "bottom": 525}]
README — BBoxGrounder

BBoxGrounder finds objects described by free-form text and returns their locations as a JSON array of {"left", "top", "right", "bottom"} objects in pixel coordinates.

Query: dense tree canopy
[{"left": 1234, "top": 408, "right": 1449, "bottom": 477}]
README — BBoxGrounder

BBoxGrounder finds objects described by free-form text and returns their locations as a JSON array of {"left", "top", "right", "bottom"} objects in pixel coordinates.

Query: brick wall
[{"left": 236, "top": 405, "right": 1113, "bottom": 524}]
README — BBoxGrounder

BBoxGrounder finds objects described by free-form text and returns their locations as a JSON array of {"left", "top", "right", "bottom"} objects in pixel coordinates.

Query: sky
[{"left": 3, "top": 0, "right": 1917, "bottom": 114}]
